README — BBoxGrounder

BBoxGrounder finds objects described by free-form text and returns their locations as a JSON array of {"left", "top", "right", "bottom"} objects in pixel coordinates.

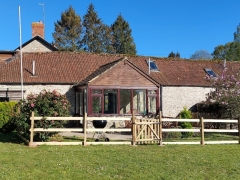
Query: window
[
  {"left": 0, "top": 97, "right": 9, "bottom": 102},
  {"left": 92, "top": 89, "right": 102, "bottom": 94},
  {"left": 75, "top": 90, "right": 85, "bottom": 115},
  {"left": 120, "top": 89, "right": 131, "bottom": 114},
  {"left": 205, "top": 68, "right": 217, "bottom": 77},
  {"left": 133, "top": 90, "right": 146, "bottom": 114},
  {"left": 92, "top": 96, "right": 102, "bottom": 114},
  {"left": 104, "top": 89, "right": 117, "bottom": 114},
  {"left": 89, "top": 88, "right": 158, "bottom": 115},
  {"left": 146, "top": 59, "right": 159, "bottom": 71},
  {"left": 147, "top": 90, "right": 157, "bottom": 114},
  {"left": 76, "top": 92, "right": 80, "bottom": 114},
  {"left": 148, "top": 96, "right": 156, "bottom": 113}
]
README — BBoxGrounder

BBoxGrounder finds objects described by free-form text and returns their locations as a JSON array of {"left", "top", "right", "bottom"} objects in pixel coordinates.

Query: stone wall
[
  {"left": 0, "top": 84, "right": 215, "bottom": 118},
  {"left": 0, "top": 84, "right": 76, "bottom": 114},
  {"left": 162, "top": 86, "right": 214, "bottom": 117},
  {"left": 21, "top": 40, "right": 52, "bottom": 52}
]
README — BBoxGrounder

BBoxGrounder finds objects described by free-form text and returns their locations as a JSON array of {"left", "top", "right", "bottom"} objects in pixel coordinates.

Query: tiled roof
[
  {"left": 128, "top": 57, "right": 240, "bottom": 86},
  {"left": 0, "top": 51, "right": 239, "bottom": 86},
  {"left": 0, "top": 52, "right": 124, "bottom": 84}
]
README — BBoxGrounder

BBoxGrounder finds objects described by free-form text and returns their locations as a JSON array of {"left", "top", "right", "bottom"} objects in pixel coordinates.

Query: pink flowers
[
  {"left": 53, "top": 112, "right": 58, "bottom": 116},
  {"left": 206, "top": 70, "right": 240, "bottom": 118},
  {"left": 31, "top": 103, "right": 34, "bottom": 108},
  {"left": 221, "top": 102, "right": 228, "bottom": 105}
]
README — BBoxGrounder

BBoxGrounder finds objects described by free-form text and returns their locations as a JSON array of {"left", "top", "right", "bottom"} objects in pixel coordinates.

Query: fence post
[
  {"left": 159, "top": 111, "right": 163, "bottom": 146},
  {"left": 131, "top": 112, "right": 136, "bottom": 146},
  {"left": 83, "top": 112, "right": 87, "bottom": 146},
  {"left": 238, "top": 118, "right": 240, "bottom": 144},
  {"left": 29, "top": 111, "right": 34, "bottom": 146},
  {"left": 200, "top": 117, "right": 205, "bottom": 145}
]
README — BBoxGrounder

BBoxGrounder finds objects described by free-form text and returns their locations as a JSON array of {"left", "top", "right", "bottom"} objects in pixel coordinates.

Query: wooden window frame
[{"left": 88, "top": 87, "right": 159, "bottom": 116}]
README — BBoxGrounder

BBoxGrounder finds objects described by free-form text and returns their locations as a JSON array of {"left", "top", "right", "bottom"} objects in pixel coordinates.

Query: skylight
[
  {"left": 146, "top": 59, "right": 159, "bottom": 71},
  {"left": 205, "top": 68, "right": 217, "bottom": 77}
]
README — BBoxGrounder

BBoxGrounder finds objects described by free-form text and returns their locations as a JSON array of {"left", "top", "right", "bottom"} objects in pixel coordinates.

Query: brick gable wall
[
  {"left": 0, "top": 54, "right": 13, "bottom": 63},
  {"left": 89, "top": 61, "right": 156, "bottom": 87}
]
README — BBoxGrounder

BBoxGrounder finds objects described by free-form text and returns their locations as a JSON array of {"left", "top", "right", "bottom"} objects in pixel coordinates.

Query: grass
[
  {"left": 163, "top": 133, "right": 239, "bottom": 142},
  {"left": 0, "top": 132, "right": 240, "bottom": 179},
  {"left": 58, "top": 132, "right": 239, "bottom": 143}
]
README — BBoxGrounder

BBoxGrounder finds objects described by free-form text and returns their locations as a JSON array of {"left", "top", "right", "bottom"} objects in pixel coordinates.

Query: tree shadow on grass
[{"left": 0, "top": 132, "right": 25, "bottom": 144}]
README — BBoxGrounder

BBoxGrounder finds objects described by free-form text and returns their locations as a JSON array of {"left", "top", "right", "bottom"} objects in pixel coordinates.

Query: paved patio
[{"left": 59, "top": 132, "right": 132, "bottom": 141}]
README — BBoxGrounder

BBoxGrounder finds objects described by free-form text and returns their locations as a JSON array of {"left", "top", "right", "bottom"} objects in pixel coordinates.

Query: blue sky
[{"left": 1, "top": 0, "right": 240, "bottom": 58}]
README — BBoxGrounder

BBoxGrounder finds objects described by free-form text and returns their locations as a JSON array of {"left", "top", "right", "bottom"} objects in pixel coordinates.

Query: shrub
[
  {"left": 0, "top": 102, "right": 17, "bottom": 129},
  {"left": 179, "top": 107, "right": 193, "bottom": 138},
  {"left": 165, "top": 131, "right": 182, "bottom": 139},
  {"left": 49, "top": 134, "right": 63, "bottom": 142},
  {"left": 5, "top": 89, "right": 70, "bottom": 141},
  {"left": 204, "top": 71, "right": 240, "bottom": 119}
]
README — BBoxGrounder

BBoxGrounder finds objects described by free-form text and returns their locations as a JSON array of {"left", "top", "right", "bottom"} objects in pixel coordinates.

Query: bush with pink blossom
[
  {"left": 203, "top": 70, "right": 240, "bottom": 119},
  {"left": 5, "top": 89, "right": 70, "bottom": 141}
]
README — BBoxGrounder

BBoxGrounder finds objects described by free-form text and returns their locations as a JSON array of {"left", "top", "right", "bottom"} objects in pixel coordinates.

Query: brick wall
[
  {"left": 90, "top": 61, "right": 156, "bottom": 87},
  {"left": 0, "top": 54, "right": 13, "bottom": 62},
  {"left": 32, "top": 21, "right": 44, "bottom": 38}
]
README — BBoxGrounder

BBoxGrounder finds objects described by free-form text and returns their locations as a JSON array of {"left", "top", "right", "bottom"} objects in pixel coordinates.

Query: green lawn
[{"left": 0, "top": 132, "right": 240, "bottom": 180}]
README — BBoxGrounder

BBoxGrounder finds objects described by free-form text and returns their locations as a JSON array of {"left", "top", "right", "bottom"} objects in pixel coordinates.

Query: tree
[
  {"left": 176, "top": 52, "right": 180, "bottom": 58},
  {"left": 52, "top": 6, "right": 82, "bottom": 51},
  {"left": 190, "top": 50, "right": 212, "bottom": 60},
  {"left": 212, "top": 42, "right": 240, "bottom": 61},
  {"left": 81, "top": 3, "right": 108, "bottom": 53},
  {"left": 212, "top": 44, "right": 226, "bottom": 60},
  {"left": 168, "top": 51, "right": 175, "bottom": 58},
  {"left": 234, "top": 24, "right": 240, "bottom": 43},
  {"left": 204, "top": 71, "right": 240, "bottom": 119},
  {"left": 212, "top": 23, "right": 240, "bottom": 61},
  {"left": 111, "top": 14, "right": 137, "bottom": 55},
  {"left": 100, "top": 24, "right": 115, "bottom": 53},
  {"left": 168, "top": 51, "right": 180, "bottom": 58}
]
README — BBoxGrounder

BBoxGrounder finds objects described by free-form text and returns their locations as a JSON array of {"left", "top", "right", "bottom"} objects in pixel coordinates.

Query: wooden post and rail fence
[{"left": 28, "top": 111, "right": 240, "bottom": 146}]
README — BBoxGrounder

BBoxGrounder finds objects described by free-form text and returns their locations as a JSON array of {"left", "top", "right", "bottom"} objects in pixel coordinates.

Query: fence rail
[{"left": 28, "top": 112, "right": 240, "bottom": 147}]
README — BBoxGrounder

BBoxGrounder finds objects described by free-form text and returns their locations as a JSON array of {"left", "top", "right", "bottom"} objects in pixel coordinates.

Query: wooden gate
[{"left": 132, "top": 114, "right": 162, "bottom": 145}]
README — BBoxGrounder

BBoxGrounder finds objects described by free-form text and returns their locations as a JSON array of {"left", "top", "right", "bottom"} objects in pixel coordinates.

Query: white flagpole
[
  {"left": 149, "top": 57, "right": 150, "bottom": 75},
  {"left": 18, "top": 6, "right": 24, "bottom": 100}
]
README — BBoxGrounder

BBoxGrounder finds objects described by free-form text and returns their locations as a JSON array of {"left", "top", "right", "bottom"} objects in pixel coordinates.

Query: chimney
[{"left": 32, "top": 21, "right": 44, "bottom": 38}]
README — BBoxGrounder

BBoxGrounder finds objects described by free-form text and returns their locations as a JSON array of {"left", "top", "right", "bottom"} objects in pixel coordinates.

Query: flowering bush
[
  {"left": 204, "top": 70, "right": 240, "bottom": 118},
  {"left": 7, "top": 89, "right": 70, "bottom": 141}
]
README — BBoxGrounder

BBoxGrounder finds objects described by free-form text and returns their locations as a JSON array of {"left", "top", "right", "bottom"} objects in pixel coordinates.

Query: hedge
[{"left": 0, "top": 102, "right": 17, "bottom": 128}]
